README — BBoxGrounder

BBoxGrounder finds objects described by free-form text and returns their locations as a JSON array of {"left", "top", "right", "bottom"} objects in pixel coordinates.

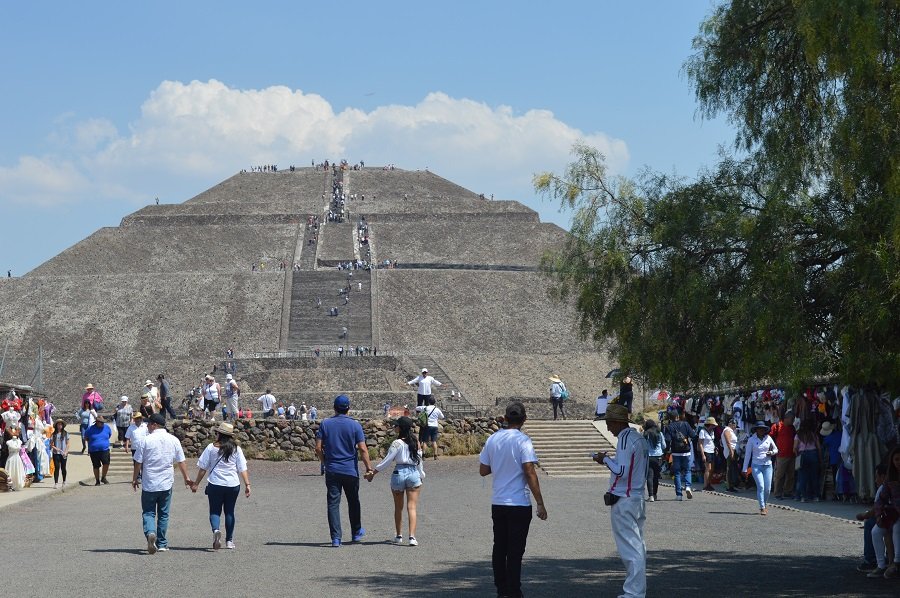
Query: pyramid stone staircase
[{"left": 523, "top": 420, "right": 615, "bottom": 478}]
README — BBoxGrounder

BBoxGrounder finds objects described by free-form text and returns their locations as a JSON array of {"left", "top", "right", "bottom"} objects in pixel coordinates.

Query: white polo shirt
[
  {"left": 409, "top": 375, "right": 441, "bottom": 395},
  {"left": 133, "top": 428, "right": 185, "bottom": 492}
]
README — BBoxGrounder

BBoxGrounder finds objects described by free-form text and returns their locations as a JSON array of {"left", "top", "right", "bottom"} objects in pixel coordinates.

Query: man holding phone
[{"left": 594, "top": 403, "right": 649, "bottom": 598}]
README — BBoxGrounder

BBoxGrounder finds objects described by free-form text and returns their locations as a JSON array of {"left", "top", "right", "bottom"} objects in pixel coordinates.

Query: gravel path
[{"left": 0, "top": 456, "right": 892, "bottom": 597}]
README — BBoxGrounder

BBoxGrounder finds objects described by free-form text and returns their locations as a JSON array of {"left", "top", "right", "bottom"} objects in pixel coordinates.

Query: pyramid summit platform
[{"left": 0, "top": 166, "right": 616, "bottom": 416}]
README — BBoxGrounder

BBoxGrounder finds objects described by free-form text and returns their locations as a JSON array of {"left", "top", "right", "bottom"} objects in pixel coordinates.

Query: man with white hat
[
  {"left": 114, "top": 396, "right": 133, "bottom": 447},
  {"left": 594, "top": 403, "right": 649, "bottom": 598},
  {"left": 144, "top": 380, "right": 160, "bottom": 412},
  {"left": 224, "top": 374, "right": 241, "bottom": 421},
  {"left": 549, "top": 375, "right": 567, "bottom": 420},
  {"left": 407, "top": 368, "right": 442, "bottom": 407}
]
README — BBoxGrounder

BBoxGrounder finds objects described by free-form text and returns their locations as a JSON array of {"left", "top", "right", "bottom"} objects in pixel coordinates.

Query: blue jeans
[
  {"left": 751, "top": 463, "right": 773, "bottom": 509},
  {"left": 863, "top": 516, "right": 876, "bottom": 564},
  {"left": 141, "top": 488, "right": 173, "bottom": 548},
  {"left": 672, "top": 455, "right": 691, "bottom": 496},
  {"left": 325, "top": 472, "right": 361, "bottom": 541},
  {"left": 207, "top": 483, "right": 240, "bottom": 541},
  {"left": 797, "top": 449, "right": 820, "bottom": 500}
]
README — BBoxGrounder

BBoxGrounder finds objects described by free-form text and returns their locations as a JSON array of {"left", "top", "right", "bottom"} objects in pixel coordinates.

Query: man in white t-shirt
[
  {"left": 415, "top": 397, "right": 445, "bottom": 460},
  {"left": 595, "top": 389, "right": 610, "bottom": 420},
  {"left": 132, "top": 414, "right": 191, "bottom": 554},
  {"left": 408, "top": 368, "right": 442, "bottom": 407},
  {"left": 479, "top": 402, "right": 548, "bottom": 598},
  {"left": 257, "top": 389, "right": 277, "bottom": 418}
]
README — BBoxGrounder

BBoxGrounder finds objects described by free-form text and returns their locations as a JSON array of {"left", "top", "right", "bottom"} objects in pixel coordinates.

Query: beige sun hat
[
  {"left": 548, "top": 375, "right": 562, "bottom": 383},
  {"left": 704, "top": 416, "right": 718, "bottom": 426},
  {"left": 215, "top": 422, "right": 235, "bottom": 437}
]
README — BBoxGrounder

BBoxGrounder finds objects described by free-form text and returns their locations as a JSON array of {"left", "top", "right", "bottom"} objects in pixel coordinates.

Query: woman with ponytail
[{"left": 365, "top": 416, "right": 425, "bottom": 545}]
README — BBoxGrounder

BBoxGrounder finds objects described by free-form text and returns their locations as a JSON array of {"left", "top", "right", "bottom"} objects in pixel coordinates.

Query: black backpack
[{"left": 670, "top": 423, "right": 690, "bottom": 453}]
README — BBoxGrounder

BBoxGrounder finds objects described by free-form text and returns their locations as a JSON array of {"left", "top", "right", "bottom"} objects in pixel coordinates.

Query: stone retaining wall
[{"left": 172, "top": 416, "right": 501, "bottom": 460}]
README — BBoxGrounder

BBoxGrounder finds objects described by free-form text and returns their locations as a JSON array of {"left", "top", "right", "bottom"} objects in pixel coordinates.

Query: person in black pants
[
  {"left": 50, "top": 420, "right": 69, "bottom": 489},
  {"left": 479, "top": 402, "right": 548, "bottom": 598},
  {"left": 157, "top": 374, "right": 178, "bottom": 419}
]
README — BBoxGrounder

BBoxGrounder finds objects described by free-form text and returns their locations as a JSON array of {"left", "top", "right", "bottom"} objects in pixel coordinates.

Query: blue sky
[{"left": 0, "top": 1, "right": 732, "bottom": 275}]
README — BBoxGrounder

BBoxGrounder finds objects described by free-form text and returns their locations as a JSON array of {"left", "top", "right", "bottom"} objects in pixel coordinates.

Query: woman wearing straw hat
[
  {"left": 699, "top": 417, "right": 718, "bottom": 491},
  {"left": 549, "top": 375, "right": 567, "bottom": 420},
  {"left": 365, "top": 416, "right": 425, "bottom": 546},
  {"left": 190, "top": 422, "right": 251, "bottom": 549},
  {"left": 742, "top": 421, "right": 778, "bottom": 515}
]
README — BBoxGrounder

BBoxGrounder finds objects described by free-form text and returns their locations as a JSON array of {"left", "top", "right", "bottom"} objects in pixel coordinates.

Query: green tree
[{"left": 537, "top": 0, "right": 899, "bottom": 390}]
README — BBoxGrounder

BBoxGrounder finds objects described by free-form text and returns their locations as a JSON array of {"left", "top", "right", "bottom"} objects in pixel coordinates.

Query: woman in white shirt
[
  {"left": 699, "top": 417, "right": 718, "bottom": 491},
  {"left": 742, "top": 420, "right": 779, "bottom": 515},
  {"left": 191, "top": 423, "right": 251, "bottom": 549},
  {"left": 365, "top": 416, "right": 425, "bottom": 546}
]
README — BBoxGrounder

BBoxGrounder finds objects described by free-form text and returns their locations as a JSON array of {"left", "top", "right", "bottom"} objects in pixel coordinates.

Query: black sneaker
[
  {"left": 95, "top": 481, "right": 101, "bottom": 486},
  {"left": 101, "top": 478, "right": 109, "bottom": 484},
  {"left": 856, "top": 562, "right": 877, "bottom": 572}
]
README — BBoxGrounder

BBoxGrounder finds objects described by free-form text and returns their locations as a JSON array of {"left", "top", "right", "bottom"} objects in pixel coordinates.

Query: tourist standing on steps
[
  {"left": 365, "top": 416, "right": 424, "bottom": 546},
  {"left": 595, "top": 389, "right": 609, "bottom": 420},
  {"left": 479, "top": 401, "right": 548, "bottom": 598},
  {"left": 619, "top": 375, "right": 634, "bottom": 413},
  {"left": 190, "top": 422, "right": 251, "bottom": 550},
  {"left": 133, "top": 414, "right": 191, "bottom": 554},
  {"left": 157, "top": 374, "right": 177, "bottom": 419},
  {"left": 549, "top": 375, "right": 567, "bottom": 420},
  {"left": 315, "top": 394, "right": 372, "bottom": 547},
  {"left": 594, "top": 404, "right": 649, "bottom": 598},
  {"left": 224, "top": 374, "right": 241, "bottom": 421},
  {"left": 84, "top": 415, "right": 112, "bottom": 485},
  {"left": 408, "top": 368, "right": 442, "bottom": 407},
  {"left": 743, "top": 420, "right": 778, "bottom": 515},
  {"left": 114, "top": 396, "right": 133, "bottom": 446},
  {"left": 202, "top": 375, "right": 221, "bottom": 422}
]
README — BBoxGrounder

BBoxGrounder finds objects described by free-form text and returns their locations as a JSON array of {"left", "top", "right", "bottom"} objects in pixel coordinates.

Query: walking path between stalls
[
  {"left": 0, "top": 423, "right": 124, "bottom": 511},
  {"left": 599, "top": 420, "right": 865, "bottom": 525}
]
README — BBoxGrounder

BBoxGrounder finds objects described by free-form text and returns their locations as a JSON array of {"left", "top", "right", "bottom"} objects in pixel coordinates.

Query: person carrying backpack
[
  {"left": 664, "top": 410, "right": 697, "bottom": 501},
  {"left": 549, "top": 375, "right": 568, "bottom": 420}
]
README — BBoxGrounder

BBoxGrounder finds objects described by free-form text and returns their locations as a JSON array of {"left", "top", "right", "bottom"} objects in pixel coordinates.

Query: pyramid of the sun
[{"left": 0, "top": 167, "right": 617, "bottom": 414}]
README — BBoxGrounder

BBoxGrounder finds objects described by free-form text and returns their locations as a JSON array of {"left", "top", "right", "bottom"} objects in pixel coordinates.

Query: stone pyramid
[{"left": 0, "top": 166, "right": 615, "bottom": 417}]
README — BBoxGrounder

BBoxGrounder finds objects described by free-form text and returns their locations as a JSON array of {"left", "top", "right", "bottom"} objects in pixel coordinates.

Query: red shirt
[{"left": 769, "top": 422, "right": 796, "bottom": 458}]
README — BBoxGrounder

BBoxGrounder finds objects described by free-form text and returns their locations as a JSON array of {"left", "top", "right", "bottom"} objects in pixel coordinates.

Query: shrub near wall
[{"left": 172, "top": 417, "right": 502, "bottom": 461}]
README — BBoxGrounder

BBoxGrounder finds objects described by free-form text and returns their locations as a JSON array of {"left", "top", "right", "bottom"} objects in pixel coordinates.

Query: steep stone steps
[
  {"left": 523, "top": 420, "right": 614, "bottom": 477},
  {"left": 287, "top": 270, "right": 372, "bottom": 349}
]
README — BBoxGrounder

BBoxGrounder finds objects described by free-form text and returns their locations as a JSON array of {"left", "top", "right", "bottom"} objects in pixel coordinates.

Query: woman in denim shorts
[{"left": 365, "top": 416, "right": 425, "bottom": 546}]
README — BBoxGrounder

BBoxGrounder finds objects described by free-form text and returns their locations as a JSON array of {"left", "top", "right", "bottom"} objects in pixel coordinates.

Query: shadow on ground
[{"left": 321, "top": 552, "right": 898, "bottom": 597}]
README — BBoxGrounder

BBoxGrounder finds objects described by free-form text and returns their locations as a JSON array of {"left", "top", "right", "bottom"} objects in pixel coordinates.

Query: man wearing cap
[
  {"left": 315, "top": 395, "right": 373, "bottom": 547},
  {"left": 594, "top": 403, "right": 649, "bottom": 598},
  {"left": 125, "top": 412, "right": 148, "bottom": 455},
  {"left": 132, "top": 413, "right": 191, "bottom": 554},
  {"left": 84, "top": 414, "right": 113, "bottom": 485},
  {"left": 224, "top": 374, "right": 241, "bottom": 421},
  {"left": 114, "top": 396, "right": 133, "bottom": 447},
  {"left": 408, "top": 368, "right": 442, "bottom": 407},
  {"left": 479, "top": 401, "right": 548, "bottom": 598}
]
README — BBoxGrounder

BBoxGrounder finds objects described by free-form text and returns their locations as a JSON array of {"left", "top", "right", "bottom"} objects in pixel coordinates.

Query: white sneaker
[
  {"left": 392, "top": 535, "right": 403, "bottom": 545},
  {"left": 213, "top": 530, "right": 222, "bottom": 550},
  {"left": 226, "top": 541, "right": 235, "bottom": 549},
  {"left": 647, "top": 496, "right": 655, "bottom": 502},
  {"left": 146, "top": 532, "right": 157, "bottom": 555},
  {"left": 62, "top": 482, "right": 67, "bottom": 490},
  {"left": 54, "top": 483, "right": 59, "bottom": 489},
  {"left": 157, "top": 547, "right": 169, "bottom": 552},
  {"left": 685, "top": 488, "right": 693, "bottom": 499},
  {"left": 408, "top": 537, "right": 418, "bottom": 546}
]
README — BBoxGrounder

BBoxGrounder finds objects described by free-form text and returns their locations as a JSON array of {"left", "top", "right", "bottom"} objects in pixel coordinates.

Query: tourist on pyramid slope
[{"left": 408, "top": 368, "right": 442, "bottom": 407}]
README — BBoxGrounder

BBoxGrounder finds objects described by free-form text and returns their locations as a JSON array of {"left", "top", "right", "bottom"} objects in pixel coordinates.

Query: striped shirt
[{"left": 603, "top": 427, "right": 649, "bottom": 498}]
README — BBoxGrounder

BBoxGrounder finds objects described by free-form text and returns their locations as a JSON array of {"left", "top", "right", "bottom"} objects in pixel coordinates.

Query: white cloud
[{"left": 0, "top": 80, "right": 629, "bottom": 208}]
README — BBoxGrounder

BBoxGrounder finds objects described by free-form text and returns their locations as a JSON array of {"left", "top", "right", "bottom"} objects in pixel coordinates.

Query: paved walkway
[{"left": 0, "top": 456, "right": 893, "bottom": 597}]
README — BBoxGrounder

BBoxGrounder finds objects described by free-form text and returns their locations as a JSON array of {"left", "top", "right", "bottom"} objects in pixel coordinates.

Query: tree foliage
[{"left": 537, "top": 0, "right": 900, "bottom": 390}]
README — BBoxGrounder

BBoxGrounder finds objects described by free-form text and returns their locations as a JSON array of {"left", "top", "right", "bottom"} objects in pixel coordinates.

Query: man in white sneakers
[
  {"left": 479, "top": 401, "right": 548, "bottom": 598},
  {"left": 132, "top": 414, "right": 191, "bottom": 554},
  {"left": 594, "top": 403, "right": 649, "bottom": 598}
]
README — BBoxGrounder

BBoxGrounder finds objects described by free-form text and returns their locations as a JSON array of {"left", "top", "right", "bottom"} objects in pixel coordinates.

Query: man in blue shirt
[
  {"left": 84, "top": 414, "right": 113, "bottom": 485},
  {"left": 315, "top": 395, "right": 372, "bottom": 546}
]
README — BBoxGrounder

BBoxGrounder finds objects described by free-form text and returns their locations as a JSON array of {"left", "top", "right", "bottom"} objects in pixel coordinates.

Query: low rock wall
[{"left": 172, "top": 416, "right": 502, "bottom": 460}]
